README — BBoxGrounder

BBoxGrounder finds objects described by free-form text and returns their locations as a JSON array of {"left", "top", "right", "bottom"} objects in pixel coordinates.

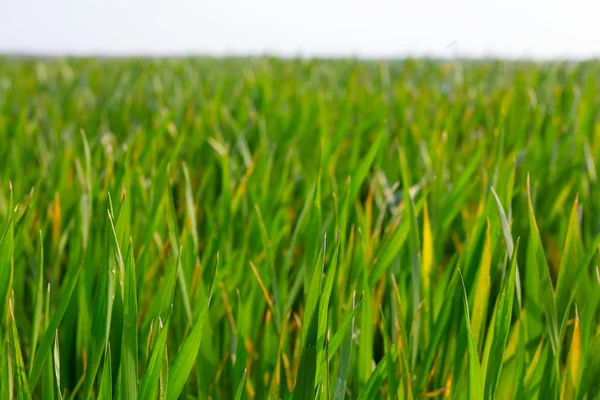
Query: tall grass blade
[
  {"left": 166, "top": 254, "right": 218, "bottom": 400},
  {"left": 459, "top": 271, "right": 483, "bottom": 400},
  {"left": 484, "top": 238, "right": 519, "bottom": 400}
]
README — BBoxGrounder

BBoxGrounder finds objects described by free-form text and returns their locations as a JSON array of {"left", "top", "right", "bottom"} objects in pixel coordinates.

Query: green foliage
[{"left": 0, "top": 57, "right": 599, "bottom": 399}]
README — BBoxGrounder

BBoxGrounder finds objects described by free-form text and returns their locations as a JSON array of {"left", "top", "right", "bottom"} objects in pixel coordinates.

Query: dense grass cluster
[{"left": 0, "top": 57, "right": 599, "bottom": 399}]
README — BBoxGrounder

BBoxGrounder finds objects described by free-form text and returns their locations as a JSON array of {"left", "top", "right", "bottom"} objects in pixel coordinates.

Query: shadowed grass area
[{"left": 0, "top": 57, "right": 599, "bottom": 399}]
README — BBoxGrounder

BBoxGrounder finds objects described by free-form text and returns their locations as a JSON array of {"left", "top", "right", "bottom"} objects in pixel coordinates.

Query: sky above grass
[{"left": 1, "top": 0, "right": 599, "bottom": 59}]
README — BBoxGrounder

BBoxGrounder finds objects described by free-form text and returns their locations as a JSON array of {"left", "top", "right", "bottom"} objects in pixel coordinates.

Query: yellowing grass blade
[{"left": 560, "top": 307, "right": 581, "bottom": 400}]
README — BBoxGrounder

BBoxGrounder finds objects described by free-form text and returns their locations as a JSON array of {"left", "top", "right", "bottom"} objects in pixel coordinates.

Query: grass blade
[
  {"left": 561, "top": 307, "right": 581, "bottom": 400},
  {"left": 471, "top": 221, "right": 492, "bottom": 347},
  {"left": 53, "top": 330, "right": 63, "bottom": 400},
  {"left": 293, "top": 236, "right": 326, "bottom": 400},
  {"left": 328, "top": 292, "right": 364, "bottom": 362},
  {"left": 459, "top": 271, "right": 483, "bottom": 400},
  {"left": 234, "top": 368, "right": 246, "bottom": 400},
  {"left": 120, "top": 240, "right": 138, "bottom": 400},
  {"left": 555, "top": 198, "right": 581, "bottom": 334},
  {"left": 166, "top": 254, "right": 218, "bottom": 400},
  {"left": 578, "top": 329, "right": 600, "bottom": 399},
  {"left": 138, "top": 317, "right": 171, "bottom": 400},
  {"left": 316, "top": 235, "right": 340, "bottom": 380},
  {"left": 399, "top": 146, "right": 422, "bottom": 369},
  {"left": 484, "top": 238, "right": 519, "bottom": 400},
  {"left": 0, "top": 183, "right": 14, "bottom": 324},
  {"left": 348, "top": 133, "right": 384, "bottom": 204},
  {"left": 97, "top": 343, "right": 112, "bottom": 400},
  {"left": 29, "top": 230, "right": 44, "bottom": 368},
  {"left": 333, "top": 292, "right": 357, "bottom": 400},
  {"left": 9, "top": 299, "right": 32, "bottom": 400},
  {"left": 490, "top": 187, "right": 522, "bottom": 308},
  {"left": 357, "top": 351, "right": 390, "bottom": 400},
  {"left": 28, "top": 264, "right": 83, "bottom": 389},
  {"left": 165, "top": 182, "right": 193, "bottom": 325},
  {"left": 526, "top": 175, "right": 559, "bottom": 354},
  {"left": 81, "top": 224, "right": 116, "bottom": 400}
]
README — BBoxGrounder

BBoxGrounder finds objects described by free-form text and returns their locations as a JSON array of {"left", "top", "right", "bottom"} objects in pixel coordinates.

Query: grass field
[{"left": 0, "top": 57, "right": 599, "bottom": 399}]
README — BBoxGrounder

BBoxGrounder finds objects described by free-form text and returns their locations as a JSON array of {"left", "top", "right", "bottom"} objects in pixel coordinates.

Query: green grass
[{"left": 0, "top": 57, "right": 599, "bottom": 399}]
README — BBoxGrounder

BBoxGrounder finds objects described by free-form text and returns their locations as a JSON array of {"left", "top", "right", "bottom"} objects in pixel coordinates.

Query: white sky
[{"left": 1, "top": 0, "right": 599, "bottom": 59}]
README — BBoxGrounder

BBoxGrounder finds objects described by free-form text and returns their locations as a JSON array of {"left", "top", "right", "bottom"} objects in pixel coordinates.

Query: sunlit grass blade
[
  {"left": 421, "top": 201, "right": 434, "bottom": 344},
  {"left": 471, "top": 221, "right": 492, "bottom": 348}
]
